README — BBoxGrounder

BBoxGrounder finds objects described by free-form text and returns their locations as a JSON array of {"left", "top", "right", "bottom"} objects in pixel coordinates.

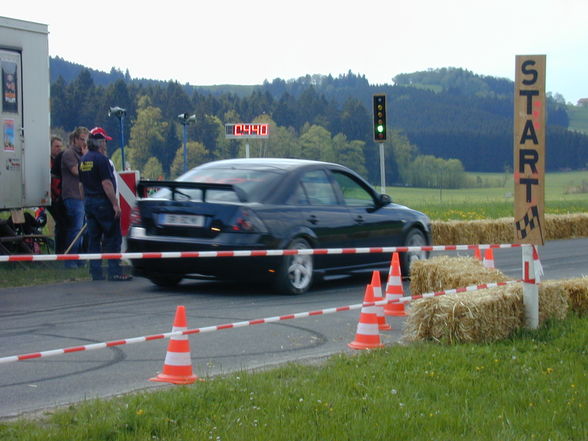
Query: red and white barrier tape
[
  {"left": 0, "top": 243, "right": 526, "bottom": 263},
  {"left": 0, "top": 279, "right": 519, "bottom": 364}
]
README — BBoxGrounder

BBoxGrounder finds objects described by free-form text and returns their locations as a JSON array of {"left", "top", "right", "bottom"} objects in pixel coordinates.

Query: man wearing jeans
[
  {"left": 79, "top": 127, "right": 132, "bottom": 282},
  {"left": 61, "top": 127, "right": 88, "bottom": 267}
]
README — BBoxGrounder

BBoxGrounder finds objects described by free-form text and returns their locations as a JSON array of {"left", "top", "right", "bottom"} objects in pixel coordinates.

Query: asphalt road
[{"left": 0, "top": 238, "right": 586, "bottom": 419}]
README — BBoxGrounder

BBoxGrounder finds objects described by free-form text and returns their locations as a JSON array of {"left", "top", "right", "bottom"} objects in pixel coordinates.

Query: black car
[{"left": 127, "top": 158, "right": 431, "bottom": 294}]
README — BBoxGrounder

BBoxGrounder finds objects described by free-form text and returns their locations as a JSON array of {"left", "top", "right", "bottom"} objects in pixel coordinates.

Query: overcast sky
[{"left": 5, "top": 0, "right": 588, "bottom": 103}]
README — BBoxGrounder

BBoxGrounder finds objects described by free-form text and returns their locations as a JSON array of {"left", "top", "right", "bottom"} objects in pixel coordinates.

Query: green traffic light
[{"left": 377, "top": 125, "right": 384, "bottom": 133}]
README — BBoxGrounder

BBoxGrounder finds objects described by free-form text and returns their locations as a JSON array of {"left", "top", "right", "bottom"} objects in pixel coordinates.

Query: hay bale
[
  {"left": 544, "top": 214, "right": 588, "bottom": 240},
  {"left": 543, "top": 277, "right": 588, "bottom": 316},
  {"left": 404, "top": 282, "right": 569, "bottom": 344},
  {"left": 431, "top": 218, "right": 513, "bottom": 246},
  {"left": 537, "top": 282, "right": 569, "bottom": 322},
  {"left": 431, "top": 213, "right": 588, "bottom": 245},
  {"left": 410, "top": 256, "right": 510, "bottom": 295},
  {"left": 404, "top": 285, "right": 523, "bottom": 344}
]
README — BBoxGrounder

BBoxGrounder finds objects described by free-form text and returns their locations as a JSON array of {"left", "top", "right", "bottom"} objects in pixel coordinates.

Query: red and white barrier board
[
  {"left": 116, "top": 170, "right": 139, "bottom": 236},
  {"left": 0, "top": 243, "right": 526, "bottom": 263}
]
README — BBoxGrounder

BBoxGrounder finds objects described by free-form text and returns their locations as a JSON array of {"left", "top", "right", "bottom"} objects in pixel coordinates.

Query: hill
[{"left": 49, "top": 59, "right": 588, "bottom": 177}]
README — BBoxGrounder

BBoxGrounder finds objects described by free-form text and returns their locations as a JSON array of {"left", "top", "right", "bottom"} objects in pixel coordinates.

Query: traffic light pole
[
  {"left": 379, "top": 143, "right": 386, "bottom": 194},
  {"left": 372, "top": 93, "right": 387, "bottom": 195}
]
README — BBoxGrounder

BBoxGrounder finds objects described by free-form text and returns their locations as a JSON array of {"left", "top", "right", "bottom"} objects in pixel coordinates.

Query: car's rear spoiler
[{"left": 137, "top": 180, "right": 248, "bottom": 203}]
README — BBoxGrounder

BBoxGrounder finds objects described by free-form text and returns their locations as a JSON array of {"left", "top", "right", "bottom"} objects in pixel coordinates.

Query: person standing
[
  {"left": 61, "top": 127, "right": 88, "bottom": 265},
  {"left": 48, "top": 135, "right": 67, "bottom": 254},
  {"left": 79, "top": 127, "right": 132, "bottom": 281}
]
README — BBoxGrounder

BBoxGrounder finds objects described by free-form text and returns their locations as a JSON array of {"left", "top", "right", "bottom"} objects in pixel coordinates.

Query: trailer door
[{"left": 0, "top": 49, "right": 23, "bottom": 209}]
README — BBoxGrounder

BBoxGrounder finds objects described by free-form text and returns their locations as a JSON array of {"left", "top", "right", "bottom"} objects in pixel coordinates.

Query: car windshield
[{"left": 152, "top": 166, "right": 282, "bottom": 203}]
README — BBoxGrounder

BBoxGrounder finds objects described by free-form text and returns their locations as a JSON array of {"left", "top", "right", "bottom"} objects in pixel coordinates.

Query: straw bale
[
  {"left": 431, "top": 218, "right": 512, "bottom": 246},
  {"left": 544, "top": 214, "right": 588, "bottom": 240},
  {"left": 404, "top": 282, "right": 569, "bottom": 344},
  {"left": 405, "top": 285, "right": 523, "bottom": 344},
  {"left": 543, "top": 277, "right": 588, "bottom": 316},
  {"left": 537, "top": 282, "right": 569, "bottom": 322},
  {"left": 410, "top": 256, "right": 510, "bottom": 295},
  {"left": 431, "top": 213, "right": 588, "bottom": 245}
]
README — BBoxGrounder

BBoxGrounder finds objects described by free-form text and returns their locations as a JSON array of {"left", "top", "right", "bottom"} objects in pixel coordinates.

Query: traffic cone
[
  {"left": 348, "top": 284, "right": 384, "bottom": 350},
  {"left": 384, "top": 253, "right": 407, "bottom": 317},
  {"left": 370, "top": 271, "right": 391, "bottom": 331},
  {"left": 474, "top": 246, "right": 482, "bottom": 261},
  {"left": 483, "top": 248, "right": 495, "bottom": 269},
  {"left": 150, "top": 306, "right": 200, "bottom": 385}
]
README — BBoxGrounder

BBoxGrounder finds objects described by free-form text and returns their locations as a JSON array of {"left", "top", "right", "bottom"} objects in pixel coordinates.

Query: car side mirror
[{"left": 378, "top": 193, "right": 392, "bottom": 206}]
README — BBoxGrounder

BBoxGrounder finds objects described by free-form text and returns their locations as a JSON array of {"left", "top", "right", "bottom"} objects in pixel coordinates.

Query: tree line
[{"left": 49, "top": 62, "right": 588, "bottom": 188}]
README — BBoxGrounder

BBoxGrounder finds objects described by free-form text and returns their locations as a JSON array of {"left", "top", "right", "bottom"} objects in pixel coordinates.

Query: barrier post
[{"left": 522, "top": 245, "right": 539, "bottom": 329}]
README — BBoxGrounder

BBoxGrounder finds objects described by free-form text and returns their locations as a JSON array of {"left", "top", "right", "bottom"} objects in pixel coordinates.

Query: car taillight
[
  {"left": 130, "top": 206, "right": 142, "bottom": 226},
  {"left": 229, "top": 208, "right": 267, "bottom": 233}
]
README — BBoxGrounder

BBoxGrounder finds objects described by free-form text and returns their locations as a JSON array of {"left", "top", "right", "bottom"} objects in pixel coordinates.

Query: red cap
[{"left": 89, "top": 127, "right": 112, "bottom": 141}]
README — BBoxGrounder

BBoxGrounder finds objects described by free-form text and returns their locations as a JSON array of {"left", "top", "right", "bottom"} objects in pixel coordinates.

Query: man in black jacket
[{"left": 79, "top": 127, "right": 132, "bottom": 281}]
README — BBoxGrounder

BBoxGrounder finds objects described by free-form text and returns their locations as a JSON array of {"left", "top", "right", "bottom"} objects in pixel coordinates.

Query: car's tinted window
[
  {"left": 300, "top": 170, "right": 338, "bottom": 206},
  {"left": 286, "top": 183, "right": 310, "bottom": 205},
  {"left": 332, "top": 171, "right": 375, "bottom": 208},
  {"left": 153, "top": 167, "right": 281, "bottom": 202}
]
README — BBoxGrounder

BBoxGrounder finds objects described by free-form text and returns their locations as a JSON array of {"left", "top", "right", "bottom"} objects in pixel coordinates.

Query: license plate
[{"left": 160, "top": 214, "right": 205, "bottom": 227}]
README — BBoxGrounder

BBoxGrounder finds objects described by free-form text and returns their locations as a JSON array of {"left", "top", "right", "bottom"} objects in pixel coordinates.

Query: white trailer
[{"left": 0, "top": 16, "right": 50, "bottom": 210}]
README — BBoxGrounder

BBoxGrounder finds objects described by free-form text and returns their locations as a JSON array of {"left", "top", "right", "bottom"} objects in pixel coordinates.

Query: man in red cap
[{"left": 79, "top": 127, "right": 132, "bottom": 281}]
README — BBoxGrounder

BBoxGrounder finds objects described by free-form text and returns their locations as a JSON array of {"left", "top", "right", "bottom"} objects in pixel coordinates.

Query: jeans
[
  {"left": 84, "top": 196, "right": 122, "bottom": 279},
  {"left": 63, "top": 198, "right": 85, "bottom": 268}
]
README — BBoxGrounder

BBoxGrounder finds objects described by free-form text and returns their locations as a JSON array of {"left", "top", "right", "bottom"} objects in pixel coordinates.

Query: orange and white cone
[
  {"left": 483, "top": 248, "right": 495, "bottom": 269},
  {"left": 384, "top": 252, "right": 407, "bottom": 317},
  {"left": 474, "top": 246, "right": 482, "bottom": 261},
  {"left": 348, "top": 284, "right": 384, "bottom": 350},
  {"left": 370, "top": 271, "right": 391, "bottom": 331},
  {"left": 150, "top": 305, "right": 200, "bottom": 385}
]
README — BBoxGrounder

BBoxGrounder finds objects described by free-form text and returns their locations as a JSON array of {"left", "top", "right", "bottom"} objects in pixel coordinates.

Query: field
[
  {"left": 567, "top": 104, "right": 588, "bottom": 134},
  {"left": 388, "top": 171, "right": 588, "bottom": 220}
]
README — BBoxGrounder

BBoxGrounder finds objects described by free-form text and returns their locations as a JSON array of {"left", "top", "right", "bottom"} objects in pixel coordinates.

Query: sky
[{"left": 4, "top": 0, "right": 588, "bottom": 103}]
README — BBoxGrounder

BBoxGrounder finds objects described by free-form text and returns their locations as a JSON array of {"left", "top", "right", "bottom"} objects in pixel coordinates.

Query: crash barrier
[
  {"left": 0, "top": 243, "right": 544, "bottom": 385},
  {"left": 0, "top": 242, "right": 543, "bottom": 332},
  {"left": 0, "top": 278, "right": 521, "bottom": 365},
  {"left": 0, "top": 243, "right": 525, "bottom": 263}
]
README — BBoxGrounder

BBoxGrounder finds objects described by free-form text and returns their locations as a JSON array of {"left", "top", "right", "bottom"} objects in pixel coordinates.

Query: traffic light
[{"left": 373, "top": 94, "right": 387, "bottom": 142}]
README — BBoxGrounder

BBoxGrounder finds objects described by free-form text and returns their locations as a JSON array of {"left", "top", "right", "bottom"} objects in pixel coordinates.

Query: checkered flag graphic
[{"left": 515, "top": 205, "right": 542, "bottom": 240}]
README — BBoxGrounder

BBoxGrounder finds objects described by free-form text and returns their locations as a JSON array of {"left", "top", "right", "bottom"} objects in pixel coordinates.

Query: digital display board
[{"left": 225, "top": 123, "right": 269, "bottom": 139}]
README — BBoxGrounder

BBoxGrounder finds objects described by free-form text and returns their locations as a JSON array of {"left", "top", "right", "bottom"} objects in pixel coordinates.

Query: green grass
[
  {"left": 0, "top": 262, "right": 89, "bottom": 287},
  {"left": 1, "top": 315, "right": 585, "bottom": 440},
  {"left": 389, "top": 171, "right": 588, "bottom": 220}
]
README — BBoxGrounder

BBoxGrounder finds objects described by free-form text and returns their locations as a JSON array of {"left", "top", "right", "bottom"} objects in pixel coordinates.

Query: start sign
[{"left": 513, "top": 55, "right": 546, "bottom": 245}]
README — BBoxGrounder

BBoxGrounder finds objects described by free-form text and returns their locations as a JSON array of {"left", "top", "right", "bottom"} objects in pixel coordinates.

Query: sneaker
[{"left": 108, "top": 274, "right": 133, "bottom": 282}]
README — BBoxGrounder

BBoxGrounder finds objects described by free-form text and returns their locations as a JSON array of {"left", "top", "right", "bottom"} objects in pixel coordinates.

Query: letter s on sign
[{"left": 521, "top": 60, "right": 538, "bottom": 86}]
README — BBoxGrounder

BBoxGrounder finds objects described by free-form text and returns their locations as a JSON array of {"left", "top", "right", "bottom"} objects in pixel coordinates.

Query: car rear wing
[{"left": 137, "top": 180, "right": 248, "bottom": 203}]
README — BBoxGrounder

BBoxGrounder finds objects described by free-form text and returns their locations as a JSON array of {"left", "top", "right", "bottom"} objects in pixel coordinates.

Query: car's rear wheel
[
  {"left": 149, "top": 274, "right": 183, "bottom": 287},
  {"left": 274, "top": 237, "right": 314, "bottom": 295},
  {"left": 400, "top": 229, "right": 429, "bottom": 277}
]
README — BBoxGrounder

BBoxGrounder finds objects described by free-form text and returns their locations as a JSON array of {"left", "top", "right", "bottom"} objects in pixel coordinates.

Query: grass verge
[
  {"left": 0, "top": 262, "right": 89, "bottom": 287},
  {"left": 1, "top": 315, "right": 586, "bottom": 440}
]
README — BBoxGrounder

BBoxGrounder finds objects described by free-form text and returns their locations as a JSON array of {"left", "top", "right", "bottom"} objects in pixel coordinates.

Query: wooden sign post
[
  {"left": 514, "top": 55, "right": 546, "bottom": 330},
  {"left": 514, "top": 55, "right": 546, "bottom": 246}
]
